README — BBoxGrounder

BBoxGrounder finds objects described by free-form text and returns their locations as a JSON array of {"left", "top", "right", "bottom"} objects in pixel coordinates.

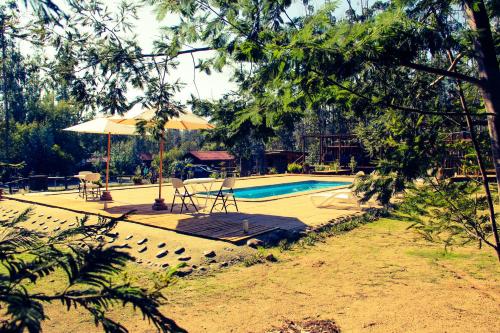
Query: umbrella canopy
[
  {"left": 113, "top": 108, "right": 215, "bottom": 130},
  {"left": 63, "top": 117, "right": 138, "bottom": 202},
  {"left": 112, "top": 108, "right": 214, "bottom": 210},
  {"left": 63, "top": 117, "right": 138, "bottom": 135}
]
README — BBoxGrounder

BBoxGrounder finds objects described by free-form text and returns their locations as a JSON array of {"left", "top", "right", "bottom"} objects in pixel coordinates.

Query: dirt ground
[{"left": 39, "top": 218, "right": 500, "bottom": 333}]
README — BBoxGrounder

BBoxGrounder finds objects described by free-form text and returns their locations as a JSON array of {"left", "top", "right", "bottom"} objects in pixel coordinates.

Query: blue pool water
[{"left": 208, "top": 180, "right": 351, "bottom": 199}]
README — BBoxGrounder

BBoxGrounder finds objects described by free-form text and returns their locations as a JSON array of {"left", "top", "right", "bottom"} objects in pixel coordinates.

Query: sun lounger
[{"left": 310, "top": 189, "right": 361, "bottom": 208}]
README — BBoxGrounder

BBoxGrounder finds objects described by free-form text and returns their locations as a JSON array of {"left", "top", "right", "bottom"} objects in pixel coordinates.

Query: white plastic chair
[
  {"left": 310, "top": 189, "right": 361, "bottom": 208},
  {"left": 170, "top": 178, "right": 198, "bottom": 213},
  {"left": 77, "top": 171, "right": 92, "bottom": 196},
  {"left": 83, "top": 173, "right": 101, "bottom": 200},
  {"left": 210, "top": 177, "right": 238, "bottom": 213}
]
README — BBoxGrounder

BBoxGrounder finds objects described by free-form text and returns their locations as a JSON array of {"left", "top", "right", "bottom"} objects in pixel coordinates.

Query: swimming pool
[{"left": 207, "top": 180, "right": 351, "bottom": 199}]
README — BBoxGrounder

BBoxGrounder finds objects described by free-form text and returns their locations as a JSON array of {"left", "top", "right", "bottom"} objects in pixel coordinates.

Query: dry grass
[{"left": 35, "top": 217, "right": 500, "bottom": 333}]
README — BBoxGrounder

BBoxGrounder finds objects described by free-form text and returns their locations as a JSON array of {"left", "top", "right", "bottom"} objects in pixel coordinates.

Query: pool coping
[{"left": 196, "top": 182, "right": 353, "bottom": 202}]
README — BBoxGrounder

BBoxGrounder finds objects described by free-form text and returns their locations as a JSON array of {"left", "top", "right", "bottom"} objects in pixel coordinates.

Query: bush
[
  {"left": 329, "top": 160, "right": 340, "bottom": 172},
  {"left": 132, "top": 166, "right": 143, "bottom": 185},
  {"left": 314, "top": 164, "right": 328, "bottom": 171},
  {"left": 349, "top": 156, "right": 357, "bottom": 173},
  {"left": 397, "top": 179, "right": 499, "bottom": 256},
  {"left": 287, "top": 163, "right": 302, "bottom": 174}
]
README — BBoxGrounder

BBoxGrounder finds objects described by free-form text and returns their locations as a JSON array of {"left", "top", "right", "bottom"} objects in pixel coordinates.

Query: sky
[
  {"left": 21, "top": 0, "right": 349, "bottom": 115},
  {"left": 126, "top": 0, "right": 343, "bottom": 107}
]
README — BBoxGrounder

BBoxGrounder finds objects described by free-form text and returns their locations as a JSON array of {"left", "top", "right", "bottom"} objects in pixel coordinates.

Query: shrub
[
  {"left": 329, "top": 160, "right": 340, "bottom": 172},
  {"left": 132, "top": 166, "right": 143, "bottom": 185},
  {"left": 397, "top": 178, "right": 499, "bottom": 257},
  {"left": 287, "top": 163, "right": 302, "bottom": 174},
  {"left": 314, "top": 164, "right": 329, "bottom": 171},
  {"left": 349, "top": 156, "right": 357, "bottom": 173}
]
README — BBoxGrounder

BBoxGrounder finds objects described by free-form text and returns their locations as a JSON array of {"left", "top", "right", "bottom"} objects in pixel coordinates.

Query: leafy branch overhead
[{"left": 0, "top": 210, "right": 186, "bottom": 333}]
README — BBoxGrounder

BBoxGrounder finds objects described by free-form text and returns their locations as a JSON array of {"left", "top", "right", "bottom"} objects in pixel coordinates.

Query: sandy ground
[
  {"left": 33, "top": 218, "right": 500, "bottom": 333},
  {"left": 0, "top": 199, "right": 245, "bottom": 269},
  {"left": 7, "top": 175, "right": 362, "bottom": 238}
]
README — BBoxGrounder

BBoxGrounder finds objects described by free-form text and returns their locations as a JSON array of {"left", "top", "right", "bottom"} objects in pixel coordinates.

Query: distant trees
[{"left": 0, "top": 1, "right": 208, "bottom": 178}]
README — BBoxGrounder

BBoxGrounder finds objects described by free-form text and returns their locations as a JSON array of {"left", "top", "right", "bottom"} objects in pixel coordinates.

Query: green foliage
[
  {"left": 329, "top": 160, "right": 340, "bottom": 173},
  {"left": 277, "top": 239, "right": 291, "bottom": 252},
  {"left": 162, "top": 0, "right": 491, "bottom": 206},
  {"left": 352, "top": 171, "right": 405, "bottom": 207},
  {"left": 397, "top": 179, "right": 499, "bottom": 255},
  {"left": 242, "top": 247, "right": 267, "bottom": 267},
  {"left": 314, "top": 164, "right": 328, "bottom": 172},
  {"left": 284, "top": 209, "right": 385, "bottom": 250},
  {"left": 287, "top": 162, "right": 302, "bottom": 174},
  {"left": 110, "top": 139, "right": 141, "bottom": 176},
  {"left": 268, "top": 167, "right": 278, "bottom": 174},
  {"left": 132, "top": 166, "right": 143, "bottom": 185},
  {"left": 0, "top": 209, "right": 186, "bottom": 332},
  {"left": 349, "top": 156, "right": 357, "bottom": 174}
]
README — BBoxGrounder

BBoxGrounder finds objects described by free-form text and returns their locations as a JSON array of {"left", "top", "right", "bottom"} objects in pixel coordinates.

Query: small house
[{"left": 184, "top": 151, "right": 236, "bottom": 168}]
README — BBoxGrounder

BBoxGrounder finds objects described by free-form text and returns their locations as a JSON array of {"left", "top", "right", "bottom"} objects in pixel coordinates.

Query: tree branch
[
  {"left": 428, "top": 53, "right": 464, "bottom": 88},
  {"left": 312, "top": 68, "right": 492, "bottom": 117},
  {"left": 140, "top": 47, "right": 212, "bottom": 58},
  {"left": 401, "top": 60, "right": 482, "bottom": 87}
]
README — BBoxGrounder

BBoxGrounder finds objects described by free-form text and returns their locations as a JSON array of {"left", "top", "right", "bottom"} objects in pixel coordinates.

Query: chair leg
[
  {"left": 188, "top": 194, "right": 198, "bottom": 212},
  {"left": 170, "top": 194, "right": 176, "bottom": 212},
  {"left": 222, "top": 195, "right": 228, "bottom": 214},
  {"left": 210, "top": 191, "right": 222, "bottom": 213},
  {"left": 232, "top": 195, "right": 238, "bottom": 212},
  {"left": 179, "top": 190, "right": 190, "bottom": 213}
]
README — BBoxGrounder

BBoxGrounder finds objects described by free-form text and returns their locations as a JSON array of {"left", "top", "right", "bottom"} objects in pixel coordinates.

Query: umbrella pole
[
  {"left": 152, "top": 132, "right": 168, "bottom": 210},
  {"left": 100, "top": 132, "right": 113, "bottom": 201}
]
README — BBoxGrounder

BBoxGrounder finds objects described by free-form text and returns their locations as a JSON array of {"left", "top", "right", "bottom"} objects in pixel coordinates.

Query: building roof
[
  {"left": 187, "top": 151, "right": 235, "bottom": 161},
  {"left": 139, "top": 152, "right": 153, "bottom": 161},
  {"left": 265, "top": 150, "right": 306, "bottom": 156}
]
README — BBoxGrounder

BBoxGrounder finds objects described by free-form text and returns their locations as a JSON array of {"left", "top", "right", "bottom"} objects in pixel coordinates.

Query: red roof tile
[{"left": 188, "top": 151, "right": 235, "bottom": 161}]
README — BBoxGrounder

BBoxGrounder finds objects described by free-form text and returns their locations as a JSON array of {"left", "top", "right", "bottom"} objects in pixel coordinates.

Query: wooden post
[
  {"left": 152, "top": 131, "right": 168, "bottom": 210},
  {"left": 100, "top": 132, "right": 113, "bottom": 201},
  {"left": 159, "top": 136, "right": 163, "bottom": 198},
  {"left": 319, "top": 135, "right": 323, "bottom": 164}
]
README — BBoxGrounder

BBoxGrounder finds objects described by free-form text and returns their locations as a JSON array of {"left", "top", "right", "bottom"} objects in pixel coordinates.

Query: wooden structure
[
  {"left": 442, "top": 131, "right": 494, "bottom": 177},
  {"left": 184, "top": 151, "right": 236, "bottom": 168},
  {"left": 265, "top": 150, "right": 305, "bottom": 173},
  {"left": 300, "top": 134, "right": 371, "bottom": 167}
]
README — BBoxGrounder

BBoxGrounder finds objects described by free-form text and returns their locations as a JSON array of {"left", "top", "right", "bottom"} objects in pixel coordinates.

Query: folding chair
[
  {"left": 170, "top": 178, "right": 198, "bottom": 213},
  {"left": 83, "top": 173, "right": 101, "bottom": 200},
  {"left": 77, "top": 171, "right": 92, "bottom": 197},
  {"left": 210, "top": 177, "right": 238, "bottom": 214}
]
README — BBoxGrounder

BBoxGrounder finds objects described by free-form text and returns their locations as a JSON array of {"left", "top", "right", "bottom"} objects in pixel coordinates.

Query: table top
[{"left": 183, "top": 178, "right": 216, "bottom": 185}]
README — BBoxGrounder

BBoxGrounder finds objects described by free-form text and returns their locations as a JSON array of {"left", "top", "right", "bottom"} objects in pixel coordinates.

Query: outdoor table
[{"left": 183, "top": 178, "right": 216, "bottom": 211}]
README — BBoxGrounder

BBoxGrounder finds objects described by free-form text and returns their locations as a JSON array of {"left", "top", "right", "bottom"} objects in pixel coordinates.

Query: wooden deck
[
  {"left": 6, "top": 196, "right": 280, "bottom": 243},
  {"left": 173, "top": 219, "right": 277, "bottom": 242}
]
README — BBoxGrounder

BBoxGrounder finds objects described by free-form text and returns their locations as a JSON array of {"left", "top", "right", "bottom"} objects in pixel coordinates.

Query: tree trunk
[
  {"left": 463, "top": 0, "right": 500, "bottom": 260},
  {"left": 1, "top": 15, "right": 9, "bottom": 161},
  {"left": 464, "top": 0, "right": 500, "bottom": 188}
]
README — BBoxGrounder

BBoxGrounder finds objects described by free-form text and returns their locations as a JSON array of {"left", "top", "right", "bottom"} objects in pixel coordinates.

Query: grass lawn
[{"left": 36, "top": 217, "right": 500, "bottom": 332}]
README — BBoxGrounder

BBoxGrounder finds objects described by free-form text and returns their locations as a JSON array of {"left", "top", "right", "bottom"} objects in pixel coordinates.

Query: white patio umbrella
[
  {"left": 113, "top": 108, "right": 214, "bottom": 210},
  {"left": 63, "top": 117, "right": 138, "bottom": 201}
]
